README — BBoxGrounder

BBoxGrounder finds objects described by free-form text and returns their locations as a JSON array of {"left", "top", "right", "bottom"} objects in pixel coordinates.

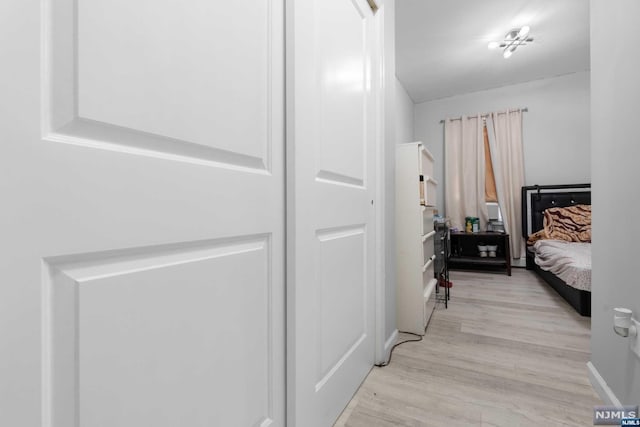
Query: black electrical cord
[
  {"left": 374, "top": 331, "right": 423, "bottom": 367},
  {"left": 376, "top": 302, "right": 441, "bottom": 367}
]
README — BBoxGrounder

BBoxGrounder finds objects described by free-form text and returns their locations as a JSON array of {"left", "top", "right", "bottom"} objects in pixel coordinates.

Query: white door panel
[
  {"left": 288, "top": 0, "right": 377, "bottom": 425},
  {"left": 76, "top": 0, "right": 270, "bottom": 157},
  {"left": 47, "top": 0, "right": 274, "bottom": 169},
  {"left": 317, "top": 0, "right": 367, "bottom": 186},
  {"left": 1, "top": 1, "right": 285, "bottom": 426},
  {"left": 45, "top": 238, "right": 275, "bottom": 427},
  {"left": 316, "top": 226, "right": 366, "bottom": 384}
]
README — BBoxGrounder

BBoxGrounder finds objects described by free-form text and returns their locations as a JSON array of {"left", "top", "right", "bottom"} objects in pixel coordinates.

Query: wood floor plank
[{"left": 335, "top": 269, "right": 600, "bottom": 426}]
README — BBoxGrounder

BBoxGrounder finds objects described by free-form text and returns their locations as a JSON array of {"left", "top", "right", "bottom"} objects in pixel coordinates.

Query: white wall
[
  {"left": 395, "top": 77, "right": 414, "bottom": 145},
  {"left": 413, "top": 72, "right": 591, "bottom": 212},
  {"left": 590, "top": 0, "right": 640, "bottom": 405},
  {"left": 384, "top": 77, "right": 414, "bottom": 342}
]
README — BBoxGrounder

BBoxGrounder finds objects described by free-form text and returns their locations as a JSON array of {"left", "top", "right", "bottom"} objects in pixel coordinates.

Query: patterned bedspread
[{"left": 527, "top": 204, "right": 591, "bottom": 245}]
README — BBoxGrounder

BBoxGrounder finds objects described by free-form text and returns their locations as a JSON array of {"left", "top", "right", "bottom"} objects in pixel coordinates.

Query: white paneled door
[
  {"left": 0, "top": 1, "right": 285, "bottom": 426},
  {"left": 287, "top": 0, "right": 378, "bottom": 425}
]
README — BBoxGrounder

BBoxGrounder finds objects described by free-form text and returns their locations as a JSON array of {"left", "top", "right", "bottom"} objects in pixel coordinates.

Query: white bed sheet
[{"left": 533, "top": 240, "right": 591, "bottom": 291}]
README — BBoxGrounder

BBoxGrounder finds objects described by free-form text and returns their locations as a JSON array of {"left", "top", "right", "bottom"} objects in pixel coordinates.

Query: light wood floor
[{"left": 335, "top": 269, "right": 600, "bottom": 426}]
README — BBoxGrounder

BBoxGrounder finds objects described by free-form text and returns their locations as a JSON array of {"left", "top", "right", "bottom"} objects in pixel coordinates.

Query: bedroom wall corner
[
  {"left": 590, "top": 0, "right": 640, "bottom": 406},
  {"left": 395, "top": 77, "right": 415, "bottom": 145}
]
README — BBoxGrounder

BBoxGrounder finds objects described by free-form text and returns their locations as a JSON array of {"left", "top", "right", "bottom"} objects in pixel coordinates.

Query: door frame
[{"left": 372, "top": 0, "right": 394, "bottom": 366}]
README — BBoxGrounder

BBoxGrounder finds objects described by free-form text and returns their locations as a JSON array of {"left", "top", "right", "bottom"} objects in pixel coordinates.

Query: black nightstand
[{"left": 448, "top": 232, "right": 511, "bottom": 276}]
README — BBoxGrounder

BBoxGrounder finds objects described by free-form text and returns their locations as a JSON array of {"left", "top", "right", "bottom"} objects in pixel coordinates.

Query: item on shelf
[
  {"left": 419, "top": 175, "right": 425, "bottom": 205},
  {"left": 487, "top": 245, "right": 498, "bottom": 257},
  {"left": 438, "top": 277, "right": 453, "bottom": 288},
  {"left": 477, "top": 244, "right": 488, "bottom": 257},
  {"left": 487, "top": 219, "right": 505, "bottom": 233},
  {"left": 465, "top": 216, "right": 480, "bottom": 233}
]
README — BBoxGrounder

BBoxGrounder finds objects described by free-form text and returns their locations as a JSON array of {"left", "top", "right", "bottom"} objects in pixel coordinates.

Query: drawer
[
  {"left": 422, "top": 207, "right": 434, "bottom": 235},
  {"left": 422, "top": 230, "right": 435, "bottom": 265},
  {"left": 425, "top": 177, "right": 438, "bottom": 207},
  {"left": 422, "top": 255, "right": 436, "bottom": 285},
  {"left": 423, "top": 277, "right": 437, "bottom": 327},
  {"left": 420, "top": 146, "right": 434, "bottom": 177}
]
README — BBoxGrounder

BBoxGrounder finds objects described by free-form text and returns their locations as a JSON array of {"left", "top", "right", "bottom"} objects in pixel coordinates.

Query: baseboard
[
  {"left": 382, "top": 329, "right": 399, "bottom": 362},
  {"left": 587, "top": 361, "right": 622, "bottom": 406},
  {"left": 511, "top": 257, "right": 527, "bottom": 268}
]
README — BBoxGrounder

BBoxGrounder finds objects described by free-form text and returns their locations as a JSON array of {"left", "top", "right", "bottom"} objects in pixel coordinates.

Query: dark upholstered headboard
[{"left": 521, "top": 184, "right": 591, "bottom": 239}]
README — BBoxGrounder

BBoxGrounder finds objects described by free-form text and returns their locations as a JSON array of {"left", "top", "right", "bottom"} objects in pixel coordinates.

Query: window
[
  {"left": 483, "top": 123, "right": 498, "bottom": 203},
  {"left": 484, "top": 122, "right": 502, "bottom": 221}
]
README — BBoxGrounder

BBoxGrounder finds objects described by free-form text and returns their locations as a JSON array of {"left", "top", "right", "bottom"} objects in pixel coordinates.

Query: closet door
[
  {"left": 287, "top": 0, "right": 378, "bottom": 425},
  {"left": 0, "top": 1, "right": 285, "bottom": 426}
]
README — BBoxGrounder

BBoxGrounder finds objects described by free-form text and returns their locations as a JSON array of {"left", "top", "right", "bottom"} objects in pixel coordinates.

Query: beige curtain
[
  {"left": 444, "top": 115, "right": 488, "bottom": 230},
  {"left": 487, "top": 110, "right": 525, "bottom": 258}
]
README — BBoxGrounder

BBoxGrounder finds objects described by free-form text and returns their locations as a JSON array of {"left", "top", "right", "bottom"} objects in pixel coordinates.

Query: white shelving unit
[{"left": 396, "top": 142, "right": 438, "bottom": 335}]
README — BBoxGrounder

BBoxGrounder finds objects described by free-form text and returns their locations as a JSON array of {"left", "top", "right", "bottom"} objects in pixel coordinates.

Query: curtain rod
[{"left": 439, "top": 107, "right": 528, "bottom": 124}]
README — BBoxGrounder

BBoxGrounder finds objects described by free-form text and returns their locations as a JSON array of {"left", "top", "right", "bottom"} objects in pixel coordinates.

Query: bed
[{"left": 521, "top": 184, "right": 591, "bottom": 316}]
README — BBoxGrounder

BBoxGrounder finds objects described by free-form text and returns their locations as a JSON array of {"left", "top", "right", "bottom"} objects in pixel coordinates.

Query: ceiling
[{"left": 396, "top": 0, "right": 590, "bottom": 103}]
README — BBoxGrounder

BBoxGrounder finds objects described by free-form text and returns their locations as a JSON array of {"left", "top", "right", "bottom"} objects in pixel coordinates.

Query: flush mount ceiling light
[{"left": 488, "top": 26, "right": 534, "bottom": 58}]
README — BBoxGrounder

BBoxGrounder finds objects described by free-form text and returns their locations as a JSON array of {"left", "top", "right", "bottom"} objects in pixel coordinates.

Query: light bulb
[
  {"left": 518, "top": 26, "right": 530, "bottom": 39},
  {"left": 503, "top": 48, "right": 513, "bottom": 59},
  {"left": 488, "top": 41, "right": 499, "bottom": 50}
]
